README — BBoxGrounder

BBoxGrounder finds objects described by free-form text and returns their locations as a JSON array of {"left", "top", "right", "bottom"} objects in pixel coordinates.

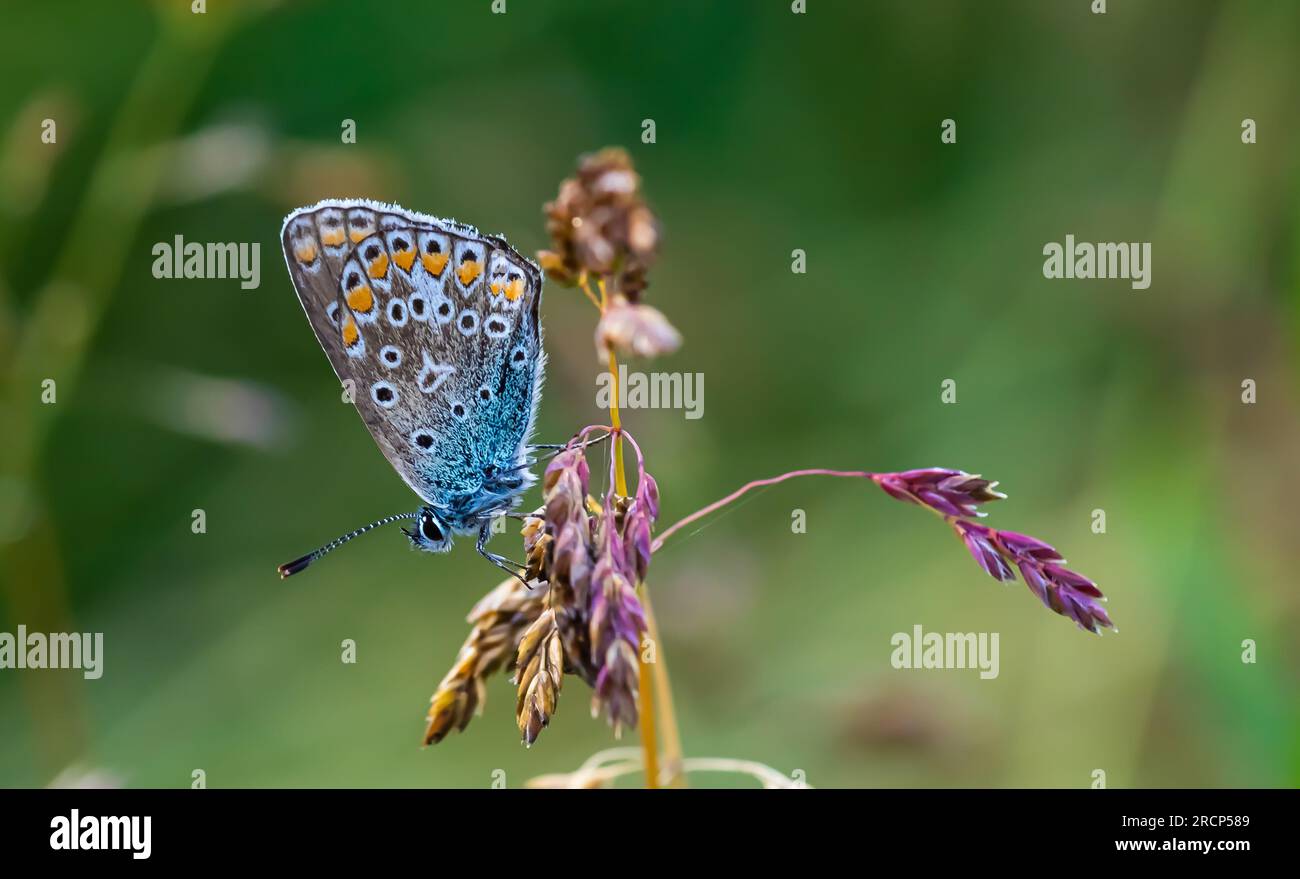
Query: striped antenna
[{"left": 277, "top": 512, "right": 419, "bottom": 578}]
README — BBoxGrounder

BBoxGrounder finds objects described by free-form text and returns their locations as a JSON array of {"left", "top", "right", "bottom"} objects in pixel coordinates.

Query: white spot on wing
[
  {"left": 370, "top": 381, "right": 398, "bottom": 409},
  {"left": 455, "top": 308, "right": 480, "bottom": 336},
  {"left": 417, "top": 350, "right": 456, "bottom": 395}
]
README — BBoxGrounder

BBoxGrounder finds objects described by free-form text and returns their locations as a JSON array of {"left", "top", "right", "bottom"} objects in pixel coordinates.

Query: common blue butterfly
[{"left": 277, "top": 198, "right": 547, "bottom": 580}]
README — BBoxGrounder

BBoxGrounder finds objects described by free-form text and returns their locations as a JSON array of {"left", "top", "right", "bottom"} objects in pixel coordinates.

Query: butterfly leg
[
  {"left": 500, "top": 431, "right": 612, "bottom": 477},
  {"left": 529, "top": 431, "right": 612, "bottom": 455},
  {"left": 476, "top": 522, "right": 530, "bottom": 586}
]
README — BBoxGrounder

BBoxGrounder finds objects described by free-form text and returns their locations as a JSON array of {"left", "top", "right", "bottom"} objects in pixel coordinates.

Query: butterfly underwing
[{"left": 278, "top": 198, "right": 545, "bottom": 576}]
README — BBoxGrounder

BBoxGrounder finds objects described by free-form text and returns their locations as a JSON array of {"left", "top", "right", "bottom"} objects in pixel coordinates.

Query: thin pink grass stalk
[{"left": 652, "top": 469, "right": 874, "bottom": 551}]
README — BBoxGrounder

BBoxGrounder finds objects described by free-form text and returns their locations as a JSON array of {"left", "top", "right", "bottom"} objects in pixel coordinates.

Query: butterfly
[{"left": 276, "top": 198, "right": 554, "bottom": 581}]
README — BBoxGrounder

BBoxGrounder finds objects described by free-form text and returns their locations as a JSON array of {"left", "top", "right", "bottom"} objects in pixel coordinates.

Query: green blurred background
[{"left": 1, "top": 0, "right": 1296, "bottom": 788}]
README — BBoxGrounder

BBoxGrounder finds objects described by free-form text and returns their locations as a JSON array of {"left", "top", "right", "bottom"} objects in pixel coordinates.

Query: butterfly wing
[{"left": 281, "top": 199, "right": 544, "bottom": 515}]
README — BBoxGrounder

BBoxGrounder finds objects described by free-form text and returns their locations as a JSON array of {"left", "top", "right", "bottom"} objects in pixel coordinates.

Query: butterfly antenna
[{"left": 277, "top": 512, "right": 419, "bottom": 579}]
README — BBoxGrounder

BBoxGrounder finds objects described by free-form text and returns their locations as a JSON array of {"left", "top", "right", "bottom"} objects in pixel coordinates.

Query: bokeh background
[{"left": 1, "top": 0, "right": 1296, "bottom": 788}]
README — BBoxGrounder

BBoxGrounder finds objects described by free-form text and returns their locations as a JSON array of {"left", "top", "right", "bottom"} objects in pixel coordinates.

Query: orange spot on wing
[
  {"left": 320, "top": 230, "right": 345, "bottom": 246},
  {"left": 457, "top": 260, "right": 482, "bottom": 286},
  {"left": 504, "top": 278, "right": 525, "bottom": 301},
  {"left": 341, "top": 316, "right": 360, "bottom": 347},
  {"left": 294, "top": 243, "right": 318, "bottom": 264},
  {"left": 422, "top": 252, "right": 449, "bottom": 277},
  {"left": 367, "top": 253, "right": 389, "bottom": 279},
  {"left": 489, "top": 281, "right": 503, "bottom": 296},
  {"left": 346, "top": 285, "right": 374, "bottom": 313},
  {"left": 393, "top": 249, "right": 416, "bottom": 272},
  {"left": 349, "top": 228, "right": 373, "bottom": 244}
]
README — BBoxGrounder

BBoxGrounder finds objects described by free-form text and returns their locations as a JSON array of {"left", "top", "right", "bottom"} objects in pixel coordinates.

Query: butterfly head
[{"left": 402, "top": 506, "right": 454, "bottom": 554}]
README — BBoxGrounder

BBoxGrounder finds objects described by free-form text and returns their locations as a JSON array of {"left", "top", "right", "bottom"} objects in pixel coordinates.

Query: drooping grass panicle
[
  {"left": 960, "top": 521, "right": 1113, "bottom": 634},
  {"left": 870, "top": 468, "right": 1114, "bottom": 635},
  {"left": 873, "top": 468, "right": 1006, "bottom": 519},
  {"left": 585, "top": 461, "right": 649, "bottom": 734}
]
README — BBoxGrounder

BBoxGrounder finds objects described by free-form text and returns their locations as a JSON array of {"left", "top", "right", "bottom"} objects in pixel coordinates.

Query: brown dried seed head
[
  {"left": 514, "top": 610, "right": 553, "bottom": 678},
  {"left": 536, "top": 249, "right": 570, "bottom": 283},
  {"left": 423, "top": 577, "right": 548, "bottom": 746},
  {"left": 538, "top": 147, "right": 661, "bottom": 299},
  {"left": 553, "top": 604, "right": 596, "bottom": 686},
  {"left": 627, "top": 205, "right": 658, "bottom": 254},
  {"left": 525, "top": 531, "right": 552, "bottom": 584},
  {"left": 514, "top": 611, "right": 565, "bottom": 747},
  {"left": 521, "top": 513, "right": 546, "bottom": 550},
  {"left": 424, "top": 648, "right": 486, "bottom": 745}
]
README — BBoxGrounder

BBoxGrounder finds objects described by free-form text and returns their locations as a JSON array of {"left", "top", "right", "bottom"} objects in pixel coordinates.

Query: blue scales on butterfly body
[{"left": 278, "top": 198, "right": 546, "bottom": 579}]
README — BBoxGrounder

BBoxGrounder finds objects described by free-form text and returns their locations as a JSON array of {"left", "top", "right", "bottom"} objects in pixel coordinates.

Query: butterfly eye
[{"left": 420, "top": 512, "right": 445, "bottom": 543}]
